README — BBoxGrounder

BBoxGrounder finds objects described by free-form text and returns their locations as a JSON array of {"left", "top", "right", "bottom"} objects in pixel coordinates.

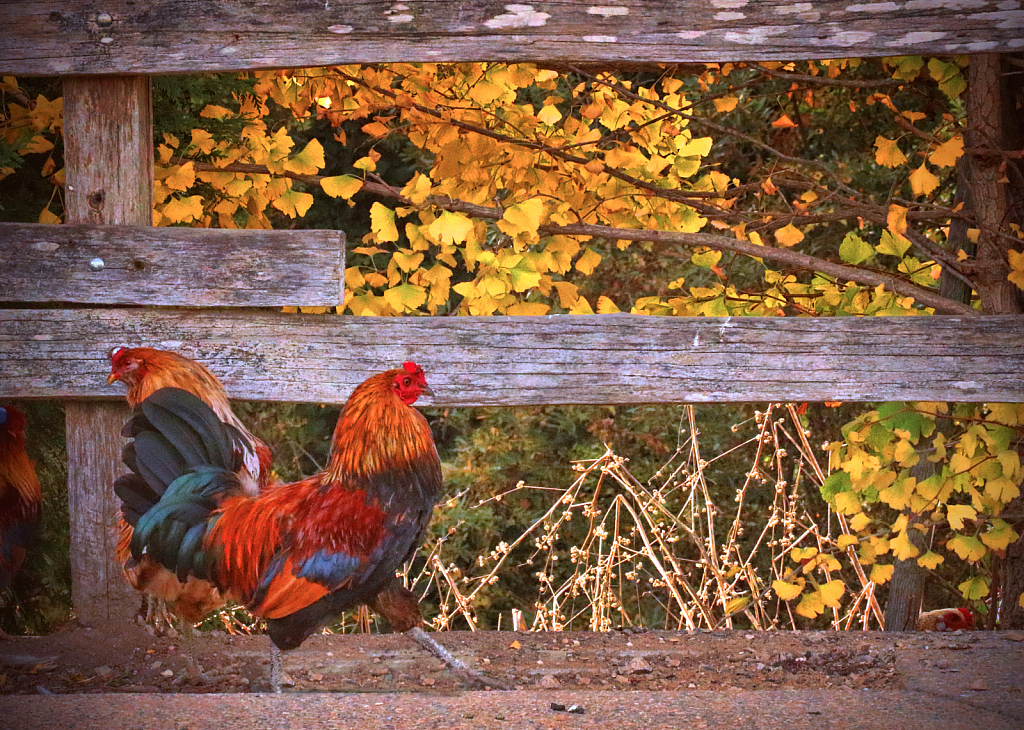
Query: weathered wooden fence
[{"left": 1, "top": 0, "right": 1023, "bottom": 623}]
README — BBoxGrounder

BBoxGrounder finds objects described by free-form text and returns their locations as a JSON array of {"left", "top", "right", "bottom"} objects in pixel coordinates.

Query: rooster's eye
[{"left": 403, "top": 377, "right": 411, "bottom": 386}]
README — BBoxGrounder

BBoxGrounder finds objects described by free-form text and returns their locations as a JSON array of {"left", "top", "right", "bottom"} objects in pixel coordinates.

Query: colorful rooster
[
  {"left": 115, "top": 362, "right": 503, "bottom": 690},
  {"left": 0, "top": 405, "right": 41, "bottom": 638},
  {"left": 108, "top": 346, "right": 272, "bottom": 638}
]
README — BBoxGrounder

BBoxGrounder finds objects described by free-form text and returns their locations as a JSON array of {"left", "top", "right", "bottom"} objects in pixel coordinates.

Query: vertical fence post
[{"left": 62, "top": 76, "right": 153, "bottom": 623}]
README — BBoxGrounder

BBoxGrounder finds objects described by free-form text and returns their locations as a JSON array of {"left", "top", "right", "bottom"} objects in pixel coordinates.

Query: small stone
[
  {"left": 280, "top": 672, "right": 296, "bottom": 687},
  {"left": 968, "top": 678, "right": 987, "bottom": 691},
  {"left": 687, "top": 682, "right": 696, "bottom": 688},
  {"left": 309, "top": 672, "right": 323, "bottom": 682},
  {"left": 666, "top": 659, "right": 681, "bottom": 668},
  {"left": 1005, "top": 631, "right": 1024, "bottom": 642},
  {"left": 150, "top": 661, "right": 162, "bottom": 670},
  {"left": 745, "top": 634, "right": 755, "bottom": 640},
  {"left": 615, "top": 674, "right": 632, "bottom": 684},
  {"left": 420, "top": 675, "right": 435, "bottom": 686},
  {"left": 626, "top": 656, "right": 653, "bottom": 674},
  {"left": 577, "top": 675, "right": 591, "bottom": 685},
  {"left": 538, "top": 674, "right": 560, "bottom": 688},
  {"left": 161, "top": 669, "right": 174, "bottom": 678}
]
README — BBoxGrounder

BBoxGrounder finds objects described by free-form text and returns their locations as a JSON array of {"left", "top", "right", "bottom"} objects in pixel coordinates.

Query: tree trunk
[
  {"left": 965, "top": 54, "right": 1024, "bottom": 629},
  {"left": 884, "top": 462, "right": 935, "bottom": 632}
]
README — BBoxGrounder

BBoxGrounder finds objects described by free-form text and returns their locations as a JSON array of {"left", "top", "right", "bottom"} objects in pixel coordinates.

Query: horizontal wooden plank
[
  {"left": 3, "top": 1, "right": 1023, "bottom": 76},
  {"left": 1, "top": 309, "right": 1022, "bottom": 404},
  {"left": 0, "top": 223, "right": 344, "bottom": 307}
]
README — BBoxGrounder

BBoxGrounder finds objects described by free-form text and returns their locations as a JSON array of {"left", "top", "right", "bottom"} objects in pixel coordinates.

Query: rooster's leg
[
  {"left": 269, "top": 644, "right": 283, "bottom": 693},
  {"left": 178, "top": 621, "right": 202, "bottom": 672},
  {"left": 372, "top": 582, "right": 511, "bottom": 691},
  {"left": 406, "top": 627, "right": 511, "bottom": 691}
]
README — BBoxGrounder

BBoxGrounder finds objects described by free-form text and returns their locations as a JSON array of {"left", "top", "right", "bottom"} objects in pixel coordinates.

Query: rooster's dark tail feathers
[{"left": 114, "top": 387, "right": 244, "bottom": 581}]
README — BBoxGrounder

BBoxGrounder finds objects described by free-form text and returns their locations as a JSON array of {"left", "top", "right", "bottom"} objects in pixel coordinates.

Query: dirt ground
[
  {"left": 0, "top": 618, "right": 1021, "bottom": 696},
  {"left": 3, "top": 621, "right": 1024, "bottom": 729}
]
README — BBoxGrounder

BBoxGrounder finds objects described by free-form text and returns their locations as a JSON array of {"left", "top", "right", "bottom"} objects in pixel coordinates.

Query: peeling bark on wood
[
  {"left": 2, "top": 310, "right": 1023, "bottom": 405},
  {"left": 0, "top": 223, "right": 344, "bottom": 307},
  {"left": 2, "top": 1, "right": 1023, "bottom": 76},
  {"left": 62, "top": 76, "right": 152, "bottom": 623}
]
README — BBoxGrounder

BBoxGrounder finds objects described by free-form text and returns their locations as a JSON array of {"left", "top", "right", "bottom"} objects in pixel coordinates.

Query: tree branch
[
  {"left": 751, "top": 62, "right": 909, "bottom": 90},
  {"left": 191, "top": 161, "right": 978, "bottom": 316}
]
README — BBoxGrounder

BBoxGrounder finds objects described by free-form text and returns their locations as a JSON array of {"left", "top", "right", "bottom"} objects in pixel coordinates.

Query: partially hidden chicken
[
  {"left": 115, "top": 362, "right": 507, "bottom": 691},
  {"left": 916, "top": 607, "right": 974, "bottom": 631},
  {"left": 107, "top": 346, "right": 272, "bottom": 638},
  {"left": 0, "top": 405, "right": 42, "bottom": 639}
]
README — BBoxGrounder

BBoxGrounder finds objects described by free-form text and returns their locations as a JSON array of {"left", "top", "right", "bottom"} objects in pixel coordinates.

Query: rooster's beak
[
  {"left": 421, "top": 383, "right": 435, "bottom": 398},
  {"left": 106, "top": 372, "right": 118, "bottom": 385}
]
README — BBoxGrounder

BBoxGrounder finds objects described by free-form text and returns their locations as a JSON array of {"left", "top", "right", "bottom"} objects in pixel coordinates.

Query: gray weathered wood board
[
  {"left": 65, "top": 401, "right": 138, "bottom": 624},
  {"left": 61, "top": 77, "right": 153, "bottom": 624},
  {"left": 3, "top": 310, "right": 1023, "bottom": 404},
  {"left": 3, "top": 1, "right": 1023, "bottom": 76},
  {"left": 1, "top": 223, "right": 345, "bottom": 307}
]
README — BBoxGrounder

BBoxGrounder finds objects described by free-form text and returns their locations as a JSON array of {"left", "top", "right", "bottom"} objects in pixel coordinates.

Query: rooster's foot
[{"left": 406, "top": 626, "right": 512, "bottom": 691}]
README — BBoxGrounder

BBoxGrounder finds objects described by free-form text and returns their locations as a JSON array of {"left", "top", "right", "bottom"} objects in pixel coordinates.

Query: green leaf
[
  {"left": 702, "top": 296, "right": 730, "bottom": 317},
  {"left": 839, "top": 232, "right": 873, "bottom": 264},
  {"left": 820, "top": 470, "right": 851, "bottom": 502},
  {"left": 947, "top": 534, "right": 986, "bottom": 562},
  {"left": 958, "top": 575, "right": 989, "bottom": 600},
  {"left": 928, "top": 58, "right": 966, "bottom": 100},
  {"left": 382, "top": 283, "right": 427, "bottom": 313},
  {"left": 981, "top": 519, "right": 1019, "bottom": 550},
  {"left": 691, "top": 248, "right": 722, "bottom": 269},
  {"left": 877, "top": 230, "right": 912, "bottom": 258},
  {"left": 887, "top": 56, "right": 924, "bottom": 81},
  {"left": 507, "top": 258, "right": 541, "bottom": 292}
]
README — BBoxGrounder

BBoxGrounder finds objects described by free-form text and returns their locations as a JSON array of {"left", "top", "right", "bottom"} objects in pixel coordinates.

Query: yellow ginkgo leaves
[
  {"left": 874, "top": 136, "right": 907, "bottom": 168},
  {"left": 321, "top": 174, "right": 363, "bottom": 199},
  {"left": 370, "top": 202, "right": 399, "bottom": 242},
  {"left": 1008, "top": 248, "right": 1024, "bottom": 291}
]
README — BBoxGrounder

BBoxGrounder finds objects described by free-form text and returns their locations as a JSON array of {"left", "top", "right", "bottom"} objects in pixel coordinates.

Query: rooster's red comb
[
  {"left": 403, "top": 361, "right": 420, "bottom": 374},
  {"left": 109, "top": 345, "right": 130, "bottom": 363}
]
